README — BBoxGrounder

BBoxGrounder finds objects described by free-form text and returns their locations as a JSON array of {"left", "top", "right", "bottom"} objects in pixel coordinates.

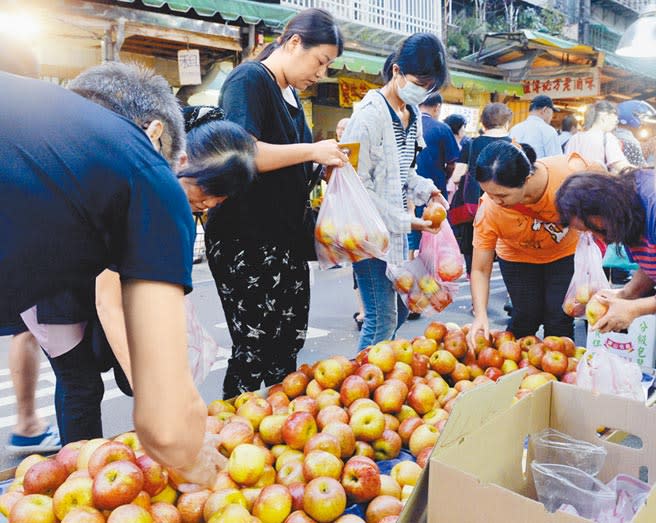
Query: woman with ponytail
[
  {"left": 466, "top": 141, "right": 603, "bottom": 350},
  {"left": 210, "top": 9, "right": 347, "bottom": 398}
]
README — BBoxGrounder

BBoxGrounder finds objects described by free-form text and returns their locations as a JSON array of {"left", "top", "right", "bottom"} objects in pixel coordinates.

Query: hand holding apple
[
  {"left": 587, "top": 292, "right": 640, "bottom": 333},
  {"left": 170, "top": 433, "right": 227, "bottom": 488}
]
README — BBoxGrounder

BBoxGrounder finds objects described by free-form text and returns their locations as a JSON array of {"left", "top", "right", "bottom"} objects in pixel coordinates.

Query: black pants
[
  {"left": 207, "top": 238, "right": 310, "bottom": 399},
  {"left": 454, "top": 223, "right": 474, "bottom": 275},
  {"left": 498, "top": 255, "right": 574, "bottom": 339}
]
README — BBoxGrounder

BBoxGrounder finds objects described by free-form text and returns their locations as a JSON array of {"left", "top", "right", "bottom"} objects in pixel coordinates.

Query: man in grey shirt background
[{"left": 510, "top": 95, "right": 561, "bottom": 158}]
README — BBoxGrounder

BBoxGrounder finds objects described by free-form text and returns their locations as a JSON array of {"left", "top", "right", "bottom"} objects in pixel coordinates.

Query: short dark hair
[
  {"left": 444, "top": 114, "right": 467, "bottom": 135},
  {"left": 382, "top": 33, "right": 448, "bottom": 92},
  {"left": 481, "top": 102, "right": 512, "bottom": 130},
  {"left": 475, "top": 141, "right": 537, "bottom": 188},
  {"left": 257, "top": 8, "right": 343, "bottom": 61},
  {"left": 556, "top": 170, "right": 645, "bottom": 245},
  {"left": 181, "top": 114, "right": 257, "bottom": 200},
  {"left": 561, "top": 114, "right": 578, "bottom": 133},
  {"left": 420, "top": 93, "right": 443, "bottom": 108}
]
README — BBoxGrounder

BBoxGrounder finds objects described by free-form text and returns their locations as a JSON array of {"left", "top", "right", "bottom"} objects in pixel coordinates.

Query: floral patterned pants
[{"left": 206, "top": 238, "right": 310, "bottom": 399}]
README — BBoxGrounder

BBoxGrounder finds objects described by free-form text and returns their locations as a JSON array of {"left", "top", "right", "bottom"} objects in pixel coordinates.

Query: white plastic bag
[
  {"left": 314, "top": 164, "right": 389, "bottom": 269},
  {"left": 563, "top": 232, "right": 611, "bottom": 317},
  {"left": 576, "top": 349, "right": 645, "bottom": 401},
  {"left": 185, "top": 296, "right": 222, "bottom": 386}
]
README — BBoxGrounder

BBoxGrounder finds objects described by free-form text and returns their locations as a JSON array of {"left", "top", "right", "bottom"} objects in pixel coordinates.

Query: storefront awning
[
  {"left": 330, "top": 51, "right": 523, "bottom": 96},
  {"left": 604, "top": 53, "right": 656, "bottom": 81},
  {"left": 117, "top": 0, "right": 296, "bottom": 28},
  {"left": 522, "top": 30, "right": 596, "bottom": 55}
]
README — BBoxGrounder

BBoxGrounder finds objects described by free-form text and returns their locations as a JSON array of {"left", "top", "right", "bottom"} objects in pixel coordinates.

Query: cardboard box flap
[
  {"left": 551, "top": 382, "right": 656, "bottom": 482},
  {"left": 436, "top": 369, "right": 526, "bottom": 448}
]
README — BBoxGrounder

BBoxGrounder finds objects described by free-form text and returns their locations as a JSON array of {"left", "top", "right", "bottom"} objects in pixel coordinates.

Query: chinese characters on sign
[
  {"left": 178, "top": 49, "right": 201, "bottom": 86},
  {"left": 338, "top": 77, "right": 379, "bottom": 108},
  {"left": 522, "top": 70, "right": 600, "bottom": 100},
  {"left": 587, "top": 314, "right": 655, "bottom": 367}
]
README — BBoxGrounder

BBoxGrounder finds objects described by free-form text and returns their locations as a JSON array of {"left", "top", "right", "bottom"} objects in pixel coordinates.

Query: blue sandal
[{"left": 6, "top": 425, "right": 61, "bottom": 454}]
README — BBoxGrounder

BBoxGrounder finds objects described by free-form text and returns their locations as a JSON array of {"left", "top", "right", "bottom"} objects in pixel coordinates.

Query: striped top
[
  {"left": 379, "top": 91, "right": 419, "bottom": 211},
  {"left": 625, "top": 169, "right": 656, "bottom": 281}
]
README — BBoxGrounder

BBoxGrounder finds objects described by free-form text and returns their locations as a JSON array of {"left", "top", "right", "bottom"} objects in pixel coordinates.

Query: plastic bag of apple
[
  {"left": 418, "top": 223, "right": 465, "bottom": 284},
  {"left": 314, "top": 164, "right": 390, "bottom": 270},
  {"left": 562, "top": 232, "right": 610, "bottom": 318}
]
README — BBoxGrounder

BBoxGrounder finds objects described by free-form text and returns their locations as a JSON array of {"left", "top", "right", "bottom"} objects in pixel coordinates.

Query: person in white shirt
[
  {"left": 565, "top": 100, "right": 630, "bottom": 174},
  {"left": 510, "top": 95, "right": 561, "bottom": 158}
]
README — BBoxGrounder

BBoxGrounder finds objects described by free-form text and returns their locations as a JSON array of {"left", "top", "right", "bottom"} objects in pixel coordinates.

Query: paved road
[{"left": 0, "top": 260, "right": 585, "bottom": 471}]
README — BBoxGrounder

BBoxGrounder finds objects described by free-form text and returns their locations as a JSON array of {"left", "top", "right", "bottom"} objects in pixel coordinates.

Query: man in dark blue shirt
[{"left": 0, "top": 72, "right": 218, "bottom": 483}]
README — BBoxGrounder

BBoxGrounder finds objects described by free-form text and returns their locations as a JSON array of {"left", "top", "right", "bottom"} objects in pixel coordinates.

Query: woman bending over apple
[
  {"left": 555, "top": 168, "right": 656, "bottom": 333},
  {"left": 340, "top": 33, "right": 450, "bottom": 350},
  {"left": 467, "top": 141, "right": 602, "bottom": 350}
]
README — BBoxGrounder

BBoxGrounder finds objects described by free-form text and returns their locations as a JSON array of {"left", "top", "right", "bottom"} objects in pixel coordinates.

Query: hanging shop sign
[
  {"left": 338, "top": 77, "right": 379, "bottom": 108},
  {"left": 441, "top": 103, "right": 480, "bottom": 134},
  {"left": 521, "top": 69, "right": 600, "bottom": 100},
  {"left": 178, "top": 49, "right": 202, "bottom": 86}
]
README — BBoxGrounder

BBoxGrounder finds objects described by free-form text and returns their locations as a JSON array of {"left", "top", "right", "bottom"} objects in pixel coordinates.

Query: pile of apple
[
  {"left": 0, "top": 322, "right": 584, "bottom": 523},
  {"left": 315, "top": 220, "right": 389, "bottom": 266}
]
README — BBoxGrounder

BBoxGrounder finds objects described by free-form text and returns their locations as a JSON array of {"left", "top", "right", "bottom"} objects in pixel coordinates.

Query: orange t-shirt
[{"left": 473, "top": 153, "right": 600, "bottom": 264}]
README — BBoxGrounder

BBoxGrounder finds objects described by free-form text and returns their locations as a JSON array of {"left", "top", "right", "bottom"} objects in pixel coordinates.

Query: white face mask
[{"left": 397, "top": 73, "right": 428, "bottom": 106}]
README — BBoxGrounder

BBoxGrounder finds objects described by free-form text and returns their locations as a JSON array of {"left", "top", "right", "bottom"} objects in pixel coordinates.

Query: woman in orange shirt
[{"left": 466, "top": 141, "right": 597, "bottom": 348}]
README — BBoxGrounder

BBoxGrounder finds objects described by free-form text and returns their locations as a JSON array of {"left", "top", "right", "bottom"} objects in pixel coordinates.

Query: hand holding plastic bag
[
  {"left": 576, "top": 349, "right": 645, "bottom": 401},
  {"left": 563, "top": 232, "right": 611, "bottom": 318},
  {"left": 314, "top": 163, "right": 389, "bottom": 269}
]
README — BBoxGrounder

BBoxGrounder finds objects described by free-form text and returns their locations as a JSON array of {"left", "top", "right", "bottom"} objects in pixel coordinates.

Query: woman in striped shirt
[
  {"left": 341, "top": 33, "right": 449, "bottom": 350},
  {"left": 556, "top": 168, "right": 656, "bottom": 333}
]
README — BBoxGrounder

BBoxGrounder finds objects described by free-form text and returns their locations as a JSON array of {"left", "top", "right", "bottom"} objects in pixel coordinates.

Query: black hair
[
  {"left": 444, "top": 114, "right": 467, "bottom": 135},
  {"left": 556, "top": 169, "right": 645, "bottom": 246},
  {"left": 480, "top": 102, "right": 513, "bottom": 130},
  {"left": 257, "top": 8, "right": 343, "bottom": 61},
  {"left": 180, "top": 116, "right": 257, "bottom": 200},
  {"left": 584, "top": 100, "right": 616, "bottom": 130},
  {"left": 475, "top": 141, "right": 537, "bottom": 188},
  {"left": 420, "top": 93, "right": 443, "bottom": 107},
  {"left": 561, "top": 114, "right": 578, "bottom": 133},
  {"left": 382, "top": 33, "right": 448, "bottom": 92}
]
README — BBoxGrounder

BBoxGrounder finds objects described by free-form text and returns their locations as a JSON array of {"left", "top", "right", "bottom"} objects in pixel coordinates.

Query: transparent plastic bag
[
  {"left": 314, "top": 164, "right": 389, "bottom": 269},
  {"left": 185, "top": 296, "right": 222, "bottom": 386},
  {"left": 530, "top": 428, "right": 607, "bottom": 476},
  {"left": 576, "top": 349, "right": 645, "bottom": 401},
  {"left": 386, "top": 257, "right": 456, "bottom": 316},
  {"left": 597, "top": 474, "right": 651, "bottom": 523},
  {"left": 563, "top": 232, "right": 611, "bottom": 317},
  {"left": 419, "top": 222, "right": 465, "bottom": 282},
  {"left": 531, "top": 462, "right": 616, "bottom": 519}
]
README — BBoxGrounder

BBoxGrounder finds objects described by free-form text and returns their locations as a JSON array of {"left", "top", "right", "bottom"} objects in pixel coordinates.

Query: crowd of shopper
[{"left": 2, "top": 6, "right": 656, "bottom": 489}]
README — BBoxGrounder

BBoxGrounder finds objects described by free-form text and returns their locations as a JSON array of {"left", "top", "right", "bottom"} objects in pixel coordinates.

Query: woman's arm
[
  {"left": 95, "top": 269, "right": 132, "bottom": 386},
  {"left": 255, "top": 140, "right": 347, "bottom": 173},
  {"left": 467, "top": 248, "right": 495, "bottom": 349}
]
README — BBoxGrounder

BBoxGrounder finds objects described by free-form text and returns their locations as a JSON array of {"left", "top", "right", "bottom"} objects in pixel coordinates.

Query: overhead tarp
[
  {"left": 522, "top": 30, "right": 597, "bottom": 55},
  {"left": 117, "top": 0, "right": 296, "bottom": 28},
  {"left": 330, "top": 51, "right": 523, "bottom": 96}
]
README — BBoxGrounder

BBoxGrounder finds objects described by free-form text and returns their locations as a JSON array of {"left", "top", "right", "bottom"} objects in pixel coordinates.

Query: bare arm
[
  {"left": 95, "top": 270, "right": 132, "bottom": 386},
  {"left": 255, "top": 140, "right": 347, "bottom": 173},
  {"left": 617, "top": 268, "right": 656, "bottom": 299},
  {"left": 467, "top": 248, "right": 496, "bottom": 349},
  {"left": 121, "top": 280, "right": 206, "bottom": 469}
]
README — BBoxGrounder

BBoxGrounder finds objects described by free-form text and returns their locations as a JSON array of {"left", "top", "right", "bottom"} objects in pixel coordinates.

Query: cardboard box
[
  {"left": 427, "top": 379, "right": 656, "bottom": 523},
  {"left": 587, "top": 314, "right": 656, "bottom": 368}
]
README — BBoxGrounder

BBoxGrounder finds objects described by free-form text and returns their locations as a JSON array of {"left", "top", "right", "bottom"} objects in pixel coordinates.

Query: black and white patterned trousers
[{"left": 206, "top": 238, "right": 310, "bottom": 399}]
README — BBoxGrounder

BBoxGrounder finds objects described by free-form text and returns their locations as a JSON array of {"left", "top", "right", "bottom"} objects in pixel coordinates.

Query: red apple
[
  {"left": 560, "top": 337, "right": 577, "bottom": 357},
  {"left": 424, "top": 322, "right": 447, "bottom": 343},
  {"left": 450, "top": 362, "right": 471, "bottom": 383},
  {"left": 586, "top": 295, "right": 609, "bottom": 327},
  {"left": 365, "top": 495, "right": 403, "bottom": 523},
  {"left": 518, "top": 335, "right": 541, "bottom": 351},
  {"left": 398, "top": 418, "right": 424, "bottom": 446},
  {"left": 106, "top": 503, "right": 153, "bottom": 523},
  {"left": 478, "top": 347, "right": 503, "bottom": 369},
  {"left": 228, "top": 444, "right": 266, "bottom": 486},
  {"left": 429, "top": 350, "right": 457, "bottom": 375},
  {"left": 135, "top": 455, "right": 168, "bottom": 497},
  {"left": 283, "top": 372, "right": 310, "bottom": 399},
  {"left": 349, "top": 407, "right": 386, "bottom": 442},
  {"left": 527, "top": 343, "right": 546, "bottom": 368},
  {"left": 354, "top": 441, "right": 375, "bottom": 460},
  {"left": 23, "top": 458, "right": 68, "bottom": 496},
  {"left": 385, "top": 362, "right": 414, "bottom": 389},
  {"left": 259, "top": 414, "right": 289, "bottom": 446},
  {"left": 289, "top": 396, "right": 319, "bottom": 418},
  {"left": 203, "top": 488, "right": 248, "bottom": 521},
  {"left": 501, "top": 359, "right": 519, "bottom": 375},
  {"left": 303, "top": 450, "right": 343, "bottom": 481},
  {"left": 283, "top": 412, "right": 318, "bottom": 451},
  {"left": 409, "top": 424, "right": 440, "bottom": 457},
  {"left": 304, "top": 433, "right": 341, "bottom": 458},
  {"left": 322, "top": 422, "right": 356, "bottom": 459},
  {"left": 316, "top": 390, "right": 341, "bottom": 411},
  {"left": 252, "top": 484, "right": 292, "bottom": 523},
  {"left": 92, "top": 460, "right": 144, "bottom": 510},
  {"left": 484, "top": 367, "right": 503, "bottom": 382},
  {"left": 498, "top": 341, "right": 521, "bottom": 363},
  {"left": 305, "top": 380, "right": 323, "bottom": 399},
  {"left": 422, "top": 202, "right": 447, "bottom": 229},
  {"left": 56, "top": 441, "right": 85, "bottom": 475},
  {"left": 416, "top": 446, "right": 433, "bottom": 469},
  {"left": 218, "top": 420, "right": 255, "bottom": 457},
  {"left": 61, "top": 506, "right": 106, "bottom": 523},
  {"left": 340, "top": 375, "right": 370, "bottom": 407},
  {"left": 341, "top": 456, "right": 381, "bottom": 504},
  {"left": 410, "top": 353, "right": 429, "bottom": 377},
  {"left": 288, "top": 483, "right": 306, "bottom": 512},
  {"left": 561, "top": 371, "right": 578, "bottom": 384},
  {"left": 367, "top": 343, "right": 396, "bottom": 373},
  {"left": 372, "top": 430, "right": 402, "bottom": 461},
  {"left": 88, "top": 442, "right": 137, "bottom": 479},
  {"left": 543, "top": 336, "right": 565, "bottom": 354},
  {"left": 373, "top": 380, "right": 407, "bottom": 414},
  {"left": 316, "top": 406, "right": 349, "bottom": 430},
  {"left": 393, "top": 272, "right": 414, "bottom": 294},
  {"left": 150, "top": 502, "right": 181, "bottom": 523},
  {"left": 276, "top": 460, "right": 306, "bottom": 487},
  {"left": 303, "top": 478, "right": 347, "bottom": 523},
  {"left": 443, "top": 331, "right": 467, "bottom": 360},
  {"left": 237, "top": 398, "right": 273, "bottom": 431},
  {"left": 437, "top": 256, "right": 464, "bottom": 282},
  {"left": 492, "top": 331, "right": 515, "bottom": 349},
  {"left": 378, "top": 475, "right": 401, "bottom": 500},
  {"left": 314, "top": 359, "right": 345, "bottom": 390},
  {"left": 53, "top": 476, "right": 94, "bottom": 521},
  {"left": 390, "top": 339, "right": 413, "bottom": 365},
  {"left": 541, "top": 351, "right": 567, "bottom": 377},
  {"left": 285, "top": 510, "right": 317, "bottom": 523},
  {"left": 411, "top": 337, "right": 438, "bottom": 358},
  {"left": 355, "top": 364, "right": 384, "bottom": 393}
]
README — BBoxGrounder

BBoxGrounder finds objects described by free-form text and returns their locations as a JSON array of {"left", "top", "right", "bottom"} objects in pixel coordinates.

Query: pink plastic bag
[
  {"left": 563, "top": 232, "right": 610, "bottom": 317},
  {"left": 314, "top": 164, "right": 389, "bottom": 269},
  {"left": 419, "top": 222, "right": 465, "bottom": 282},
  {"left": 185, "top": 296, "right": 222, "bottom": 386},
  {"left": 576, "top": 349, "right": 644, "bottom": 401},
  {"left": 597, "top": 474, "right": 651, "bottom": 522}
]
